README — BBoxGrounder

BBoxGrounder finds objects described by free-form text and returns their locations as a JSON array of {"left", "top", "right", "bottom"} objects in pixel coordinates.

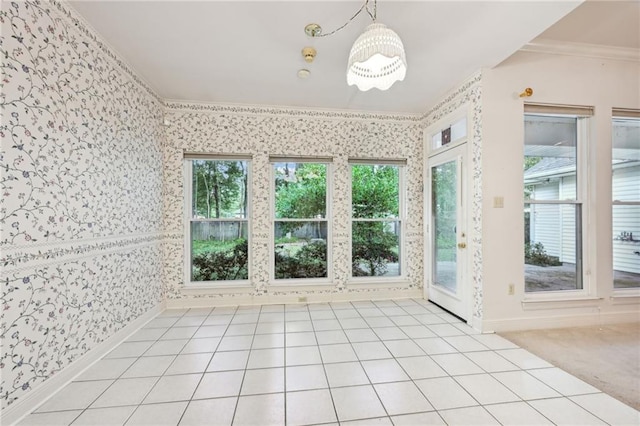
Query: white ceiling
[
  {"left": 536, "top": 0, "right": 640, "bottom": 49},
  {"left": 69, "top": 1, "right": 589, "bottom": 114}
]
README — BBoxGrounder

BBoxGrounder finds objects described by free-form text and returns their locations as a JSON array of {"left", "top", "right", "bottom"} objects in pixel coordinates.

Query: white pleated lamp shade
[{"left": 347, "top": 23, "right": 407, "bottom": 91}]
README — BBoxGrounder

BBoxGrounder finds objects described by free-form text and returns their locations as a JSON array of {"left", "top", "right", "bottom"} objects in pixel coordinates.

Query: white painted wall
[{"left": 481, "top": 51, "right": 640, "bottom": 331}]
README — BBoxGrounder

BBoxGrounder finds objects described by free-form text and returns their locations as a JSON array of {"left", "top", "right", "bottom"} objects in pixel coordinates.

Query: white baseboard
[
  {"left": 2, "top": 302, "right": 165, "bottom": 426},
  {"left": 166, "top": 289, "right": 423, "bottom": 308},
  {"left": 482, "top": 310, "right": 640, "bottom": 333}
]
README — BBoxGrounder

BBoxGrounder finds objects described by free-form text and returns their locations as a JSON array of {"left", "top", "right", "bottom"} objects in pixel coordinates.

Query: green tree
[
  {"left": 352, "top": 222, "right": 399, "bottom": 276},
  {"left": 193, "top": 160, "right": 247, "bottom": 218},
  {"left": 272, "top": 163, "right": 402, "bottom": 277},
  {"left": 190, "top": 160, "right": 248, "bottom": 282},
  {"left": 432, "top": 162, "right": 457, "bottom": 262},
  {"left": 351, "top": 165, "right": 400, "bottom": 276},
  {"left": 275, "top": 163, "right": 326, "bottom": 219},
  {"left": 352, "top": 165, "right": 398, "bottom": 218}
]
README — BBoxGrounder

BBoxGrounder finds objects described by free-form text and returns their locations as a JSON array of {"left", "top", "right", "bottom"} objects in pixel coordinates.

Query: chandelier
[{"left": 305, "top": 0, "right": 407, "bottom": 91}]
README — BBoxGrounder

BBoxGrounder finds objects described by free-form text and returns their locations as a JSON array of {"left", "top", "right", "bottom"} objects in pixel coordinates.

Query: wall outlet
[
  {"left": 298, "top": 296, "right": 308, "bottom": 303},
  {"left": 508, "top": 283, "right": 515, "bottom": 295}
]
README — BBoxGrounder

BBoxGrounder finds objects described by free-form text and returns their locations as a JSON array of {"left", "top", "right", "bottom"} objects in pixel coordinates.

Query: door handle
[{"left": 457, "top": 242, "right": 466, "bottom": 249}]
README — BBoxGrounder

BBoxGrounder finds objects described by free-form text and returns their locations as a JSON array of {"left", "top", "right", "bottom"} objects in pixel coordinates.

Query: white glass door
[{"left": 427, "top": 144, "right": 468, "bottom": 320}]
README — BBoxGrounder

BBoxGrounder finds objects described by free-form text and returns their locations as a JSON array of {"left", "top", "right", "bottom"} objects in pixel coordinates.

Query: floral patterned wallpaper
[
  {"left": 0, "top": 0, "right": 485, "bottom": 411},
  {"left": 1, "top": 0, "right": 164, "bottom": 408},
  {"left": 162, "top": 103, "right": 424, "bottom": 301}
]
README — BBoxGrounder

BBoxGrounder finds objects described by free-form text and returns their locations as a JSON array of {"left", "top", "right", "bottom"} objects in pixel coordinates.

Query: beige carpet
[{"left": 500, "top": 322, "right": 640, "bottom": 410}]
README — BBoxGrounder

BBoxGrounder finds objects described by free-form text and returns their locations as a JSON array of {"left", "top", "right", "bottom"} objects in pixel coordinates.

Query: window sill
[
  {"left": 610, "top": 289, "right": 640, "bottom": 304},
  {"left": 269, "top": 279, "right": 334, "bottom": 288},
  {"left": 347, "top": 278, "right": 413, "bottom": 288},
  {"left": 521, "top": 296, "right": 603, "bottom": 311},
  {"left": 183, "top": 282, "right": 253, "bottom": 293}
]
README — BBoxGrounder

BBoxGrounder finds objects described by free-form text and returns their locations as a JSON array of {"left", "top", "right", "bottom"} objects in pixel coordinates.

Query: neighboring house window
[
  {"left": 272, "top": 159, "right": 330, "bottom": 280},
  {"left": 612, "top": 110, "right": 640, "bottom": 289},
  {"left": 185, "top": 157, "right": 250, "bottom": 284},
  {"left": 350, "top": 161, "right": 405, "bottom": 278},
  {"left": 523, "top": 105, "right": 592, "bottom": 293}
]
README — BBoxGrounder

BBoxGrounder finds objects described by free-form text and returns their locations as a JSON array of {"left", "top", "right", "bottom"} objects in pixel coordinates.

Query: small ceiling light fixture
[
  {"left": 302, "top": 47, "right": 317, "bottom": 63},
  {"left": 306, "top": 0, "right": 406, "bottom": 91},
  {"left": 297, "top": 69, "right": 311, "bottom": 79}
]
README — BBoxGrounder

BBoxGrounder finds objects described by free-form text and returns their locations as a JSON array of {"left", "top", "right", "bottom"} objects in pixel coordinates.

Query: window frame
[
  {"left": 523, "top": 106, "right": 593, "bottom": 300},
  {"left": 183, "top": 156, "right": 252, "bottom": 288},
  {"left": 269, "top": 157, "right": 333, "bottom": 286},
  {"left": 348, "top": 159, "right": 408, "bottom": 284},
  {"left": 611, "top": 109, "right": 640, "bottom": 294}
]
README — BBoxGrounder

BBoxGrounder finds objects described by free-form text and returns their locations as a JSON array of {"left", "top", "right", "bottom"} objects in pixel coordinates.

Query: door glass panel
[{"left": 432, "top": 160, "right": 457, "bottom": 292}]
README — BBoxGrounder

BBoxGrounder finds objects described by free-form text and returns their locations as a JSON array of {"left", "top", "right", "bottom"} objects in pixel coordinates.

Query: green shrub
[
  {"left": 352, "top": 224, "right": 399, "bottom": 276},
  {"left": 525, "top": 242, "right": 562, "bottom": 267},
  {"left": 192, "top": 239, "right": 248, "bottom": 281},
  {"left": 275, "top": 240, "right": 327, "bottom": 279}
]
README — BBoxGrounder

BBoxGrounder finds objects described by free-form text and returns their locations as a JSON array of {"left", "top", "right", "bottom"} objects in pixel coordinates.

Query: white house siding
[
  {"left": 560, "top": 176, "right": 577, "bottom": 264},
  {"left": 530, "top": 182, "right": 561, "bottom": 258},
  {"left": 612, "top": 165, "right": 640, "bottom": 274},
  {"left": 531, "top": 168, "right": 639, "bottom": 272},
  {"left": 613, "top": 165, "right": 640, "bottom": 201}
]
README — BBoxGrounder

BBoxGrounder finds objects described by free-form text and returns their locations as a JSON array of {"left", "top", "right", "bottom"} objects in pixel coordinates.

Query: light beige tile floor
[{"left": 18, "top": 299, "right": 640, "bottom": 425}]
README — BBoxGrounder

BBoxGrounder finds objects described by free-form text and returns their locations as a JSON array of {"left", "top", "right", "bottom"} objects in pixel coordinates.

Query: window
[
  {"left": 523, "top": 106, "right": 592, "bottom": 293},
  {"left": 351, "top": 162, "right": 404, "bottom": 278},
  {"left": 272, "top": 159, "right": 330, "bottom": 280},
  {"left": 612, "top": 110, "right": 640, "bottom": 289},
  {"left": 185, "top": 157, "right": 250, "bottom": 284},
  {"left": 431, "top": 115, "right": 467, "bottom": 151}
]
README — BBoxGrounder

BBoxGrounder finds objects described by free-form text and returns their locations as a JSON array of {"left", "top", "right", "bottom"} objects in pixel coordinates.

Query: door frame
[{"left": 423, "top": 106, "right": 472, "bottom": 322}]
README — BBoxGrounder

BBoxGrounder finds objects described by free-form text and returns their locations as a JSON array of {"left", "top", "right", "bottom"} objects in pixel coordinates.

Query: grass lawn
[{"left": 192, "top": 239, "right": 245, "bottom": 256}]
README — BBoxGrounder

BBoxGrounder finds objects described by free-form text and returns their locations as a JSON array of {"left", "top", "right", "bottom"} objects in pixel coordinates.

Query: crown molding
[
  {"left": 53, "top": 0, "right": 421, "bottom": 122},
  {"left": 163, "top": 100, "right": 423, "bottom": 122},
  {"left": 521, "top": 38, "right": 640, "bottom": 62},
  {"left": 420, "top": 71, "right": 482, "bottom": 122}
]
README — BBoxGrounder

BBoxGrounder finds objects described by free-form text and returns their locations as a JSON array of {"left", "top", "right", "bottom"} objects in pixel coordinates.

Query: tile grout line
[
  {"left": 73, "top": 311, "right": 192, "bottom": 422},
  {"left": 229, "top": 305, "right": 262, "bottom": 425},
  {"left": 310, "top": 302, "right": 343, "bottom": 425},
  {"left": 26, "top": 299, "right": 635, "bottom": 426},
  {"left": 398, "top": 299, "right": 504, "bottom": 422},
  {"left": 175, "top": 305, "right": 234, "bottom": 425},
  {"left": 328, "top": 300, "right": 395, "bottom": 422},
  {"left": 109, "top": 308, "right": 192, "bottom": 425}
]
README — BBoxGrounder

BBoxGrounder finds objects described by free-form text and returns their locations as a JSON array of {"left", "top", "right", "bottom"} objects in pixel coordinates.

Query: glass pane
[
  {"left": 352, "top": 221, "right": 400, "bottom": 277},
  {"left": 431, "top": 117, "right": 467, "bottom": 151},
  {"left": 191, "top": 160, "right": 248, "bottom": 218},
  {"left": 432, "top": 161, "right": 457, "bottom": 291},
  {"left": 275, "top": 221, "right": 327, "bottom": 279},
  {"left": 524, "top": 115, "right": 577, "bottom": 201},
  {"left": 612, "top": 205, "right": 640, "bottom": 288},
  {"left": 431, "top": 133, "right": 442, "bottom": 150},
  {"left": 274, "top": 162, "right": 326, "bottom": 219},
  {"left": 451, "top": 116, "right": 467, "bottom": 142},
  {"left": 612, "top": 118, "right": 640, "bottom": 201},
  {"left": 191, "top": 221, "right": 248, "bottom": 281},
  {"left": 524, "top": 203, "right": 582, "bottom": 292},
  {"left": 351, "top": 164, "right": 399, "bottom": 219}
]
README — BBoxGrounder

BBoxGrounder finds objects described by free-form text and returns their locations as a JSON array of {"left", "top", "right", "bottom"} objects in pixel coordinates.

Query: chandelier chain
[{"left": 314, "top": 0, "right": 377, "bottom": 38}]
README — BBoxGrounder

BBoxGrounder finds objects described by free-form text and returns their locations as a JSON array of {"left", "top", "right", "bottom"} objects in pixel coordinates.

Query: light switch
[{"left": 493, "top": 196, "right": 504, "bottom": 208}]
